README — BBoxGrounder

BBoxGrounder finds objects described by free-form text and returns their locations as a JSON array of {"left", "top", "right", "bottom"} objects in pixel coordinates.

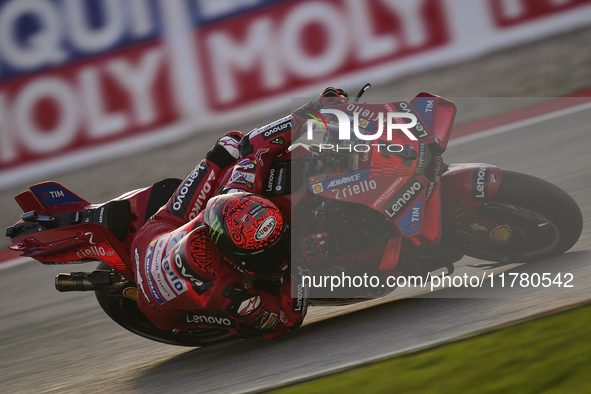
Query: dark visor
[{"left": 226, "top": 235, "right": 289, "bottom": 277}]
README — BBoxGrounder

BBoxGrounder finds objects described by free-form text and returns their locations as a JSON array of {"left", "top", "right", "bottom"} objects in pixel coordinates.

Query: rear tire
[
  {"left": 445, "top": 171, "right": 582, "bottom": 263},
  {"left": 95, "top": 263, "right": 236, "bottom": 347}
]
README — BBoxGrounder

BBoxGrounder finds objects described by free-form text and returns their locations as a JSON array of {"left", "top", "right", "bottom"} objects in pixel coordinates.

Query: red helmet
[{"left": 203, "top": 193, "right": 289, "bottom": 279}]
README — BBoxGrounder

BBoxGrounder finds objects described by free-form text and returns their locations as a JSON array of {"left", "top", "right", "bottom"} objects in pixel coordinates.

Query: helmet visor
[{"left": 225, "top": 234, "right": 289, "bottom": 278}]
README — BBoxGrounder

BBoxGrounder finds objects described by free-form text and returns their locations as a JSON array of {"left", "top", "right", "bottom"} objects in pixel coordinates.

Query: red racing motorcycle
[{"left": 5, "top": 87, "right": 583, "bottom": 346}]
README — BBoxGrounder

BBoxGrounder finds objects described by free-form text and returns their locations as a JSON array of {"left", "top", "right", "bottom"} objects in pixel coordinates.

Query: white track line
[{"left": 449, "top": 100, "right": 591, "bottom": 147}]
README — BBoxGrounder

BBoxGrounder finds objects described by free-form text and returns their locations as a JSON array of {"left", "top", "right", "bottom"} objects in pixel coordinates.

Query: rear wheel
[
  {"left": 444, "top": 171, "right": 582, "bottom": 263},
  {"left": 95, "top": 263, "right": 236, "bottom": 347}
]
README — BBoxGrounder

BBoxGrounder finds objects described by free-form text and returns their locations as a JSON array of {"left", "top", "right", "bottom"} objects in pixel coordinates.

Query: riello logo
[{"left": 306, "top": 107, "right": 418, "bottom": 153}]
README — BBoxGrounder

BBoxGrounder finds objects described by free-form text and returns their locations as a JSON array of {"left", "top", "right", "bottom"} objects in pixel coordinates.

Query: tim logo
[{"left": 41, "top": 190, "right": 65, "bottom": 199}]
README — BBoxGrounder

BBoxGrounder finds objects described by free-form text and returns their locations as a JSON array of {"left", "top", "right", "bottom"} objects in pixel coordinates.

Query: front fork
[
  {"left": 392, "top": 163, "right": 503, "bottom": 277},
  {"left": 440, "top": 163, "right": 504, "bottom": 240}
]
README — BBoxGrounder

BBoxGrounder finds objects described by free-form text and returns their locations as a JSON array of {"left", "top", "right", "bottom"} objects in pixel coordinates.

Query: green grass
[{"left": 268, "top": 303, "right": 591, "bottom": 394}]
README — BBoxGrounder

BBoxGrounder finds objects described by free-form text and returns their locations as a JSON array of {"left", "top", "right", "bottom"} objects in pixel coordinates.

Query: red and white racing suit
[{"left": 130, "top": 88, "right": 347, "bottom": 339}]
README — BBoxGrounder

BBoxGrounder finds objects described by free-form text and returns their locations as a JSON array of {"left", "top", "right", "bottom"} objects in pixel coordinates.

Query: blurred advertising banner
[{"left": 0, "top": 0, "right": 590, "bottom": 186}]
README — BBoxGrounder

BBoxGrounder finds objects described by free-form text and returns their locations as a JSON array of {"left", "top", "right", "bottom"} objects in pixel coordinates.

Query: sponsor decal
[
  {"left": 412, "top": 97, "right": 435, "bottom": 127},
  {"left": 231, "top": 170, "right": 255, "bottom": 183},
  {"left": 190, "top": 169, "right": 217, "bottom": 220},
  {"left": 123, "top": 287, "right": 138, "bottom": 300},
  {"left": 31, "top": 184, "right": 84, "bottom": 205},
  {"left": 249, "top": 204, "right": 264, "bottom": 217},
  {"left": 249, "top": 116, "right": 291, "bottom": 140},
  {"left": 186, "top": 313, "right": 235, "bottom": 328},
  {"left": 255, "top": 148, "right": 269, "bottom": 166},
  {"left": 490, "top": 173, "right": 500, "bottom": 183},
  {"left": 233, "top": 178, "right": 253, "bottom": 189},
  {"left": 384, "top": 103, "right": 397, "bottom": 113},
  {"left": 262, "top": 120, "right": 290, "bottom": 140},
  {"left": 415, "top": 142, "right": 431, "bottom": 175},
  {"left": 270, "top": 136, "right": 285, "bottom": 145},
  {"left": 165, "top": 231, "right": 187, "bottom": 256},
  {"left": 208, "top": 215, "right": 224, "bottom": 244},
  {"left": 280, "top": 310, "right": 288, "bottom": 324},
  {"left": 293, "top": 283, "right": 305, "bottom": 313},
  {"left": 173, "top": 243, "right": 213, "bottom": 295},
  {"left": 200, "top": 0, "right": 450, "bottom": 112},
  {"left": 76, "top": 244, "right": 115, "bottom": 259},
  {"left": 150, "top": 235, "right": 180, "bottom": 302},
  {"left": 255, "top": 217, "right": 277, "bottom": 241},
  {"left": 266, "top": 168, "right": 275, "bottom": 193},
  {"left": 260, "top": 312, "right": 279, "bottom": 331},
  {"left": 396, "top": 199, "right": 422, "bottom": 235},
  {"left": 327, "top": 173, "right": 363, "bottom": 188},
  {"left": 310, "top": 170, "right": 369, "bottom": 193},
  {"left": 450, "top": 199, "right": 466, "bottom": 218},
  {"left": 71, "top": 211, "right": 82, "bottom": 224},
  {"left": 312, "top": 183, "right": 324, "bottom": 194},
  {"left": 219, "top": 135, "right": 240, "bottom": 158},
  {"left": 472, "top": 165, "right": 490, "bottom": 200},
  {"left": 135, "top": 247, "right": 154, "bottom": 307},
  {"left": 237, "top": 296, "right": 261, "bottom": 316},
  {"left": 393, "top": 102, "right": 429, "bottom": 139},
  {"left": 490, "top": 225, "right": 512, "bottom": 243},
  {"left": 373, "top": 177, "right": 404, "bottom": 208},
  {"left": 98, "top": 206, "right": 105, "bottom": 224},
  {"left": 362, "top": 150, "right": 371, "bottom": 162},
  {"left": 43, "top": 190, "right": 63, "bottom": 199},
  {"left": 347, "top": 104, "right": 383, "bottom": 122},
  {"left": 169, "top": 163, "right": 215, "bottom": 220},
  {"left": 433, "top": 156, "right": 443, "bottom": 181},
  {"left": 236, "top": 158, "right": 256, "bottom": 172},
  {"left": 162, "top": 253, "right": 188, "bottom": 296},
  {"left": 331, "top": 179, "right": 377, "bottom": 200},
  {"left": 274, "top": 166, "right": 286, "bottom": 193},
  {"left": 145, "top": 240, "right": 166, "bottom": 305},
  {"left": 470, "top": 223, "right": 488, "bottom": 232},
  {"left": 382, "top": 178, "right": 425, "bottom": 219},
  {"left": 426, "top": 155, "right": 443, "bottom": 200}
]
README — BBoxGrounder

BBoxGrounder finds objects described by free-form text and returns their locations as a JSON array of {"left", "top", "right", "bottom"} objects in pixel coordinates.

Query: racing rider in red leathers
[{"left": 131, "top": 87, "right": 349, "bottom": 340}]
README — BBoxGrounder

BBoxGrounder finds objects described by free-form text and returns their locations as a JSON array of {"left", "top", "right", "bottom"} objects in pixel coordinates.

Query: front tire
[{"left": 445, "top": 171, "right": 582, "bottom": 263}]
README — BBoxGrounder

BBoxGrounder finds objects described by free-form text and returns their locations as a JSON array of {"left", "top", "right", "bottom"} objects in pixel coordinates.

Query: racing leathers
[{"left": 130, "top": 87, "right": 347, "bottom": 339}]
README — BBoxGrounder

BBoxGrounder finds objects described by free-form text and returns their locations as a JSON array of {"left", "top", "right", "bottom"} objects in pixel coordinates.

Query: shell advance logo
[{"left": 305, "top": 104, "right": 418, "bottom": 153}]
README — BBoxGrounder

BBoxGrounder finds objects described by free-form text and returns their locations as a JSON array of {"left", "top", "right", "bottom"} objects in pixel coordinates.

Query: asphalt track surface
[{"left": 0, "top": 96, "right": 590, "bottom": 394}]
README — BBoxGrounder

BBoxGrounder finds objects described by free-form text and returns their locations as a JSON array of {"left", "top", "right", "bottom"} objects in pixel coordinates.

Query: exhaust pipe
[{"left": 55, "top": 271, "right": 120, "bottom": 292}]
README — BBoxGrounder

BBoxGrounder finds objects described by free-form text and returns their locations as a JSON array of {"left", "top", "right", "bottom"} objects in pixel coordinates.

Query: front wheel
[
  {"left": 443, "top": 171, "right": 583, "bottom": 263},
  {"left": 95, "top": 263, "right": 236, "bottom": 347}
]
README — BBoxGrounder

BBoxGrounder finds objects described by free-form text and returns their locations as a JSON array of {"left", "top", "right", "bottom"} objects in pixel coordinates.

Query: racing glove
[{"left": 311, "top": 86, "right": 349, "bottom": 111}]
